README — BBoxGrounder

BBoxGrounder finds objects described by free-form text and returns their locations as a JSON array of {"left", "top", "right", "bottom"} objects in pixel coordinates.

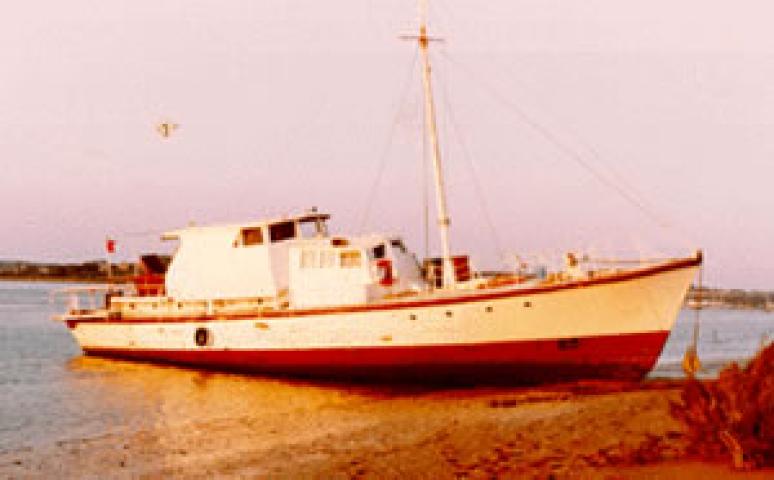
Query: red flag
[{"left": 106, "top": 238, "right": 116, "bottom": 254}]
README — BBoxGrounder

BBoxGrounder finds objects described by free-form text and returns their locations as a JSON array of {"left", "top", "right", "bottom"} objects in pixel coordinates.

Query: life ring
[
  {"left": 376, "top": 259, "right": 394, "bottom": 286},
  {"left": 194, "top": 327, "right": 211, "bottom": 347}
]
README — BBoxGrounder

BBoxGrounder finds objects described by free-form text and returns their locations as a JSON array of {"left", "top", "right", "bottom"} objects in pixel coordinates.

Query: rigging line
[
  {"left": 357, "top": 49, "right": 419, "bottom": 233},
  {"left": 573, "top": 140, "right": 671, "bottom": 227},
  {"left": 485, "top": 57, "right": 667, "bottom": 225},
  {"left": 436, "top": 54, "right": 506, "bottom": 265},
  {"left": 358, "top": 49, "right": 419, "bottom": 233},
  {"left": 481, "top": 58, "right": 701, "bottom": 251},
  {"left": 439, "top": 50, "right": 673, "bottom": 231}
]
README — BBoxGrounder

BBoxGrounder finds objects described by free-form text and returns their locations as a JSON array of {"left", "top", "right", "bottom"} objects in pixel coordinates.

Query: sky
[{"left": 2, "top": 0, "right": 774, "bottom": 288}]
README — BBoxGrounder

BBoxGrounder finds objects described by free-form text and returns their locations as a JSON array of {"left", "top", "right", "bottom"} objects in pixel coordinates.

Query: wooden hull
[{"left": 65, "top": 257, "right": 700, "bottom": 384}]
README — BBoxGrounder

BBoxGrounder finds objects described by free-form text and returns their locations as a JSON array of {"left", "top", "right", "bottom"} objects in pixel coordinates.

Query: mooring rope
[{"left": 683, "top": 264, "right": 703, "bottom": 377}]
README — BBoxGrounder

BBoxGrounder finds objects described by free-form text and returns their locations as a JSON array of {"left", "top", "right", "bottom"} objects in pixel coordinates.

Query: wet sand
[{"left": 2, "top": 374, "right": 771, "bottom": 479}]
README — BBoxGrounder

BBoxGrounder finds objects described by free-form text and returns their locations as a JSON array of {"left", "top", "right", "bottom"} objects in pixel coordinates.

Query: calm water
[{"left": 0, "top": 281, "right": 772, "bottom": 455}]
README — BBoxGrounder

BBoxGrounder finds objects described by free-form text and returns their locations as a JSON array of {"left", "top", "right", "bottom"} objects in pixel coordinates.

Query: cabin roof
[{"left": 161, "top": 212, "right": 330, "bottom": 240}]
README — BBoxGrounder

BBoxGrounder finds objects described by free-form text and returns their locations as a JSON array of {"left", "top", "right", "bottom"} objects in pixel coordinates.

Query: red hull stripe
[
  {"left": 67, "top": 256, "right": 700, "bottom": 326},
  {"left": 82, "top": 331, "right": 670, "bottom": 383}
]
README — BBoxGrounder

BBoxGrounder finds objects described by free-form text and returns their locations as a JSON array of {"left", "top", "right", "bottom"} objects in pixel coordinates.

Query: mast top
[{"left": 398, "top": 0, "right": 443, "bottom": 45}]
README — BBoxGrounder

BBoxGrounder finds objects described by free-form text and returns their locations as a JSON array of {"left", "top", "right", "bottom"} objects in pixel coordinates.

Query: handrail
[{"left": 50, "top": 283, "right": 134, "bottom": 318}]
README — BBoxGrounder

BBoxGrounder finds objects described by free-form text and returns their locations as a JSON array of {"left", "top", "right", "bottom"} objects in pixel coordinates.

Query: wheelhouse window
[
  {"left": 372, "top": 244, "right": 386, "bottom": 259},
  {"left": 299, "top": 218, "right": 327, "bottom": 238},
  {"left": 240, "top": 227, "right": 264, "bottom": 246},
  {"left": 321, "top": 250, "right": 337, "bottom": 268},
  {"left": 300, "top": 249, "right": 340, "bottom": 268},
  {"left": 269, "top": 221, "right": 296, "bottom": 243},
  {"left": 340, "top": 250, "right": 362, "bottom": 268},
  {"left": 390, "top": 239, "right": 407, "bottom": 254}
]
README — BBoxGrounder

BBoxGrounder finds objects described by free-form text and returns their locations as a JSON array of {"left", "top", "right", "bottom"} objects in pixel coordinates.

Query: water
[
  {"left": 1, "top": 281, "right": 772, "bottom": 456},
  {"left": 652, "top": 307, "right": 774, "bottom": 378}
]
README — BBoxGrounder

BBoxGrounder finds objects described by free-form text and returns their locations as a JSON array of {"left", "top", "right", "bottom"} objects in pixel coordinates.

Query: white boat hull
[{"left": 64, "top": 257, "right": 699, "bottom": 383}]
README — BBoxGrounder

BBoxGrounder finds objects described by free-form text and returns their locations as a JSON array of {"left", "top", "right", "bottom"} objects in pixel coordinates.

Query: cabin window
[
  {"left": 299, "top": 219, "right": 325, "bottom": 238},
  {"left": 340, "top": 250, "right": 362, "bottom": 268},
  {"left": 269, "top": 221, "right": 296, "bottom": 243},
  {"left": 390, "top": 239, "right": 407, "bottom": 254},
  {"left": 240, "top": 227, "right": 264, "bottom": 246},
  {"left": 372, "top": 244, "right": 386, "bottom": 259},
  {"left": 300, "top": 249, "right": 318, "bottom": 268},
  {"left": 331, "top": 237, "right": 349, "bottom": 247},
  {"left": 321, "top": 250, "right": 337, "bottom": 268},
  {"left": 301, "top": 249, "right": 337, "bottom": 268}
]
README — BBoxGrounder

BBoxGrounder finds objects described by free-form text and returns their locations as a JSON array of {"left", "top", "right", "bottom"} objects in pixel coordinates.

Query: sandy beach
[{"left": 2, "top": 378, "right": 770, "bottom": 479}]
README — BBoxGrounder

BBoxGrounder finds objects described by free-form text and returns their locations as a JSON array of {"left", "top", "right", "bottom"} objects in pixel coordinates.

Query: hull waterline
[{"left": 82, "top": 330, "right": 669, "bottom": 384}]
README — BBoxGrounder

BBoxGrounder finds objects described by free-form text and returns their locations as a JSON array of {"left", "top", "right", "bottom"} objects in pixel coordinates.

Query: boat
[{"left": 55, "top": 3, "right": 701, "bottom": 384}]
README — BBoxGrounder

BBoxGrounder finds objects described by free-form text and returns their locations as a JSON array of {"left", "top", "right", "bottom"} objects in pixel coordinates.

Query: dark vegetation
[
  {"left": 0, "top": 260, "right": 138, "bottom": 282},
  {"left": 671, "top": 342, "right": 774, "bottom": 469}
]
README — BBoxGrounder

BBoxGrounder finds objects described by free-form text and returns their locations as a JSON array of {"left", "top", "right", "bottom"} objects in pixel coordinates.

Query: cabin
[
  {"left": 289, "top": 235, "right": 424, "bottom": 308},
  {"left": 161, "top": 212, "right": 329, "bottom": 301},
  {"left": 159, "top": 212, "right": 424, "bottom": 308}
]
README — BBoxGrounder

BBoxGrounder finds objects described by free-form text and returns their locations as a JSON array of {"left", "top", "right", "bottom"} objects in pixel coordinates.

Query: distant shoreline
[
  {"left": 686, "top": 286, "right": 774, "bottom": 312},
  {"left": 0, "top": 274, "right": 129, "bottom": 284},
  {"left": 0, "top": 259, "right": 136, "bottom": 285}
]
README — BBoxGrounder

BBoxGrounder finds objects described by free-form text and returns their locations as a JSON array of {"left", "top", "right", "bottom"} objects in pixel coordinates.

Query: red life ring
[{"left": 376, "top": 259, "right": 394, "bottom": 286}]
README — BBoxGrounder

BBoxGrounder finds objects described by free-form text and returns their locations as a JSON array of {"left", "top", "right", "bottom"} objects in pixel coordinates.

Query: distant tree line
[
  {"left": 687, "top": 286, "right": 774, "bottom": 310},
  {"left": 0, "top": 260, "right": 137, "bottom": 282}
]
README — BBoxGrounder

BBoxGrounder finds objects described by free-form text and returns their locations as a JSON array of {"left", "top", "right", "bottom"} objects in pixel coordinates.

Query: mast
[{"left": 416, "top": 0, "right": 455, "bottom": 289}]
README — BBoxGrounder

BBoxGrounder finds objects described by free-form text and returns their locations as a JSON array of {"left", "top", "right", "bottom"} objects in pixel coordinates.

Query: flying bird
[{"left": 157, "top": 122, "right": 179, "bottom": 138}]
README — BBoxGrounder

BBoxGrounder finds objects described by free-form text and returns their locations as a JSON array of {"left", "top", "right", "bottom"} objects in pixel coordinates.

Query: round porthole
[{"left": 194, "top": 327, "right": 211, "bottom": 347}]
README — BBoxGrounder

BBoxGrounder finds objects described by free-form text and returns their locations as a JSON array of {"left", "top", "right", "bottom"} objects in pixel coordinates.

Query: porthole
[{"left": 194, "top": 327, "right": 212, "bottom": 347}]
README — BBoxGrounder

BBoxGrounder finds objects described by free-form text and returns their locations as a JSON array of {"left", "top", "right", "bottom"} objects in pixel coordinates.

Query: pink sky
[{"left": 2, "top": 1, "right": 774, "bottom": 288}]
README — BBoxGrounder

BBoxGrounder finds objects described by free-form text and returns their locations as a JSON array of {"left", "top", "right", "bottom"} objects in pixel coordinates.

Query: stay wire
[
  {"left": 439, "top": 50, "right": 673, "bottom": 232},
  {"left": 461, "top": 51, "right": 703, "bottom": 253},
  {"left": 436, "top": 53, "right": 507, "bottom": 265},
  {"left": 485, "top": 56, "right": 669, "bottom": 229},
  {"left": 358, "top": 49, "right": 419, "bottom": 233}
]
